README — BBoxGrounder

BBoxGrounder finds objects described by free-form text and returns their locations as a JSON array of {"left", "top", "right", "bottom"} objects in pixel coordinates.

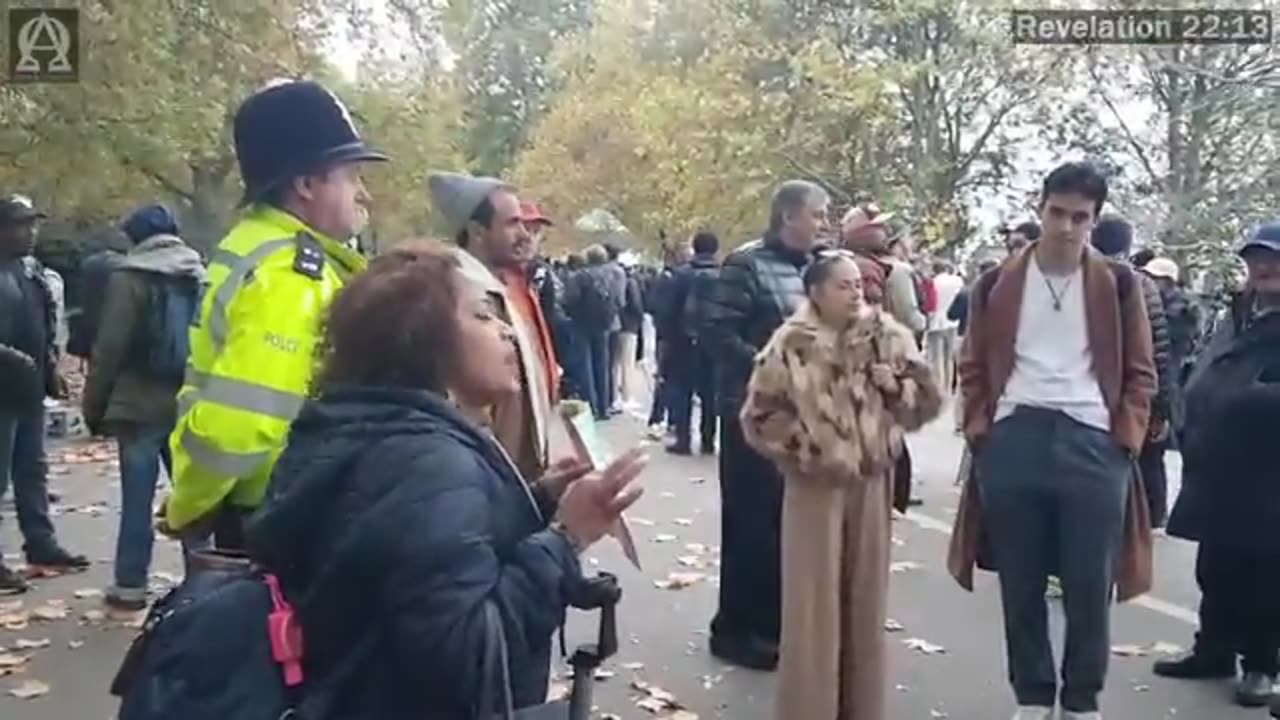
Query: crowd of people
[{"left": 0, "top": 76, "right": 1276, "bottom": 720}]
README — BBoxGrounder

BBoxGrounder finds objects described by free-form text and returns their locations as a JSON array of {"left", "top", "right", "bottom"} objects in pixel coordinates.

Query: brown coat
[
  {"left": 947, "top": 244, "right": 1156, "bottom": 602},
  {"left": 454, "top": 249, "right": 554, "bottom": 482},
  {"left": 741, "top": 302, "right": 942, "bottom": 720}
]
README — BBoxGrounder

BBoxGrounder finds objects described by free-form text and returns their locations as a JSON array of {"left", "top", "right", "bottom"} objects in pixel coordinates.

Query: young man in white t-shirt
[{"left": 957, "top": 162, "right": 1156, "bottom": 720}]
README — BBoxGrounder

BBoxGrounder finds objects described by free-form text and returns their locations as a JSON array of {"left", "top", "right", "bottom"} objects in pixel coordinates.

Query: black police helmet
[{"left": 233, "top": 79, "right": 388, "bottom": 205}]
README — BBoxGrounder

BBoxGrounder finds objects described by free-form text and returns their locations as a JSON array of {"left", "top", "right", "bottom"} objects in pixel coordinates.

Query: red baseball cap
[{"left": 519, "top": 202, "right": 553, "bottom": 226}]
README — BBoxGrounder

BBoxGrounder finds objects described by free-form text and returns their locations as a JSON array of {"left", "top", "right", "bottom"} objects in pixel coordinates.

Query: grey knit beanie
[{"left": 426, "top": 171, "right": 509, "bottom": 239}]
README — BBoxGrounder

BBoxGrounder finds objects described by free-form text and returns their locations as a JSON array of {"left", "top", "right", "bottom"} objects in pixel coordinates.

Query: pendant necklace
[{"left": 1042, "top": 272, "right": 1074, "bottom": 312}]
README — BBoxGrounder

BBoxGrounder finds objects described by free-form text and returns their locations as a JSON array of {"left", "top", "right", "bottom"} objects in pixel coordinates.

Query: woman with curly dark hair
[{"left": 245, "top": 241, "right": 647, "bottom": 719}]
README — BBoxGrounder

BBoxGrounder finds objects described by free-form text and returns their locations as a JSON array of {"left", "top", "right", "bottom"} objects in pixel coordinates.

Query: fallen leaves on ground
[
  {"left": 884, "top": 619, "right": 905, "bottom": 633},
  {"left": 903, "top": 638, "right": 947, "bottom": 655},
  {"left": 0, "top": 653, "right": 28, "bottom": 668},
  {"left": 653, "top": 572, "right": 705, "bottom": 590},
  {"left": 631, "top": 680, "right": 695, "bottom": 716},
  {"left": 48, "top": 442, "right": 116, "bottom": 465},
  {"left": 8, "top": 679, "right": 50, "bottom": 699},
  {"left": 1110, "top": 644, "right": 1148, "bottom": 657},
  {"left": 653, "top": 534, "right": 677, "bottom": 544},
  {"left": 30, "top": 603, "right": 68, "bottom": 622},
  {"left": 546, "top": 680, "right": 571, "bottom": 702},
  {"left": 621, "top": 661, "right": 645, "bottom": 671},
  {"left": 12, "top": 638, "right": 49, "bottom": 650},
  {"left": 672, "top": 518, "right": 693, "bottom": 526},
  {"left": 73, "top": 588, "right": 103, "bottom": 599},
  {"left": 889, "top": 561, "right": 923, "bottom": 574}
]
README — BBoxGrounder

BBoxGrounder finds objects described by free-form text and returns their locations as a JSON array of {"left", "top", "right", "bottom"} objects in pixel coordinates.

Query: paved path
[{"left": 0, "top": 401, "right": 1257, "bottom": 720}]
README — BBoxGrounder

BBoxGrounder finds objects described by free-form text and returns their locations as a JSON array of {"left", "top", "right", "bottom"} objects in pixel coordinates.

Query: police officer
[{"left": 165, "top": 80, "right": 387, "bottom": 551}]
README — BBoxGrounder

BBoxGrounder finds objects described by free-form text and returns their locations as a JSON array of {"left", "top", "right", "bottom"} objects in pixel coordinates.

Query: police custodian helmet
[{"left": 232, "top": 79, "right": 388, "bottom": 205}]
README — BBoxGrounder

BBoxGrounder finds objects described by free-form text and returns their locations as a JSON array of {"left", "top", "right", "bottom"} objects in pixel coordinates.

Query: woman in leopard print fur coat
[{"left": 740, "top": 251, "right": 941, "bottom": 720}]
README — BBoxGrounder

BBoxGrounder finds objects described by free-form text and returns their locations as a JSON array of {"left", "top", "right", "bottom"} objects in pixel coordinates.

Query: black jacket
[
  {"left": 247, "top": 386, "right": 580, "bottom": 720},
  {"left": 704, "top": 234, "right": 808, "bottom": 412},
  {"left": 1168, "top": 298, "right": 1280, "bottom": 552},
  {"left": 1139, "top": 273, "right": 1174, "bottom": 425},
  {"left": 667, "top": 254, "right": 720, "bottom": 343},
  {"left": 0, "top": 256, "right": 58, "bottom": 402}
]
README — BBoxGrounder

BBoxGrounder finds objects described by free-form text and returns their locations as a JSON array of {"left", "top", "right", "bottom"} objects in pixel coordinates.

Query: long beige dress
[{"left": 739, "top": 303, "right": 941, "bottom": 720}]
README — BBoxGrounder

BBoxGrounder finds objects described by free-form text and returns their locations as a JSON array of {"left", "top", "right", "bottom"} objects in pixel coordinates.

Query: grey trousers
[{"left": 977, "top": 406, "right": 1131, "bottom": 713}]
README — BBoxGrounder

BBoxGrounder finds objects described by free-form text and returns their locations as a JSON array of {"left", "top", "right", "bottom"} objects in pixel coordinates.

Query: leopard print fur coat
[{"left": 740, "top": 301, "right": 942, "bottom": 486}]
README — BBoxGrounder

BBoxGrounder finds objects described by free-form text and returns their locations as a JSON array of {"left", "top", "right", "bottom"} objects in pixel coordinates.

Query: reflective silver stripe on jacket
[
  {"left": 177, "top": 237, "right": 308, "bottom": 475},
  {"left": 206, "top": 238, "right": 296, "bottom": 352},
  {"left": 179, "top": 429, "right": 272, "bottom": 478},
  {"left": 177, "top": 370, "right": 305, "bottom": 421}
]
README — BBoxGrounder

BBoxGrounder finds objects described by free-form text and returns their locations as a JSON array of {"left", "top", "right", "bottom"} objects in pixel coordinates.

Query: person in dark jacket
[
  {"left": 246, "top": 242, "right": 647, "bottom": 719},
  {"left": 565, "top": 246, "right": 617, "bottom": 420},
  {"left": 665, "top": 231, "right": 721, "bottom": 455},
  {"left": 704, "top": 179, "right": 827, "bottom": 670},
  {"left": 82, "top": 204, "right": 207, "bottom": 610},
  {"left": 0, "top": 194, "right": 89, "bottom": 594},
  {"left": 1091, "top": 216, "right": 1174, "bottom": 526},
  {"left": 1156, "top": 224, "right": 1280, "bottom": 711},
  {"left": 645, "top": 242, "right": 690, "bottom": 435},
  {"left": 1143, "top": 257, "right": 1199, "bottom": 413}
]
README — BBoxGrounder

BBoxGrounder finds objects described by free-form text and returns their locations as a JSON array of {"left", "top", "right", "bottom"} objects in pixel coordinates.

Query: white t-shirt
[
  {"left": 995, "top": 257, "right": 1109, "bottom": 431},
  {"left": 930, "top": 272, "right": 964, "bottom": 332}
]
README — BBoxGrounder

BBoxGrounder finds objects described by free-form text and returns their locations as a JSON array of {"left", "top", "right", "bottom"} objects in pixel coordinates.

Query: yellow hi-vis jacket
[{"left": 166, "top": 206, "right": 366, "bottom": 530}]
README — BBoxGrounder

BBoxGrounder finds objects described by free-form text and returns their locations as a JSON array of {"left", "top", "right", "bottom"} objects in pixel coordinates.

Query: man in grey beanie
[{"left": 427, "top": 172, "right": 576, "bottom": 496}]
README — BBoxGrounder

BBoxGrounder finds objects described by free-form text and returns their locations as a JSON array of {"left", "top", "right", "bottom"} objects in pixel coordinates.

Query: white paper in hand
[{"left": 559, "top": 401, "right": 641, "bottom": 570}]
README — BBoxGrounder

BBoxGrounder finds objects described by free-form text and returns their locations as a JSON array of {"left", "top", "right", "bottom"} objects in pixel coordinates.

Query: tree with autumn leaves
[{"left": 3, "top": 0, "right": 1280, "bottom": 273}]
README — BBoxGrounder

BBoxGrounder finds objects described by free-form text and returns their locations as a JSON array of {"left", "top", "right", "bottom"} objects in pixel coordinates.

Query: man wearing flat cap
[
  {"left": 167, "top": 79, "right": 387, "bottom": 551},
  {"left": 428, "top": 172, "right": 581, "bottom": 514},
  {"left": 0, "top": 194, "right": 88, "bottom": 593}
]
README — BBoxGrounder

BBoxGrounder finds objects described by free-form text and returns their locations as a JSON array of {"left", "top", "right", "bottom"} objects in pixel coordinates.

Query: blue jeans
[
  {"left": 113, "top": 424, "right": 175, "bottom": 590},
  {"left": 0, "top": 410, "right": 58, "bottom": 557}
]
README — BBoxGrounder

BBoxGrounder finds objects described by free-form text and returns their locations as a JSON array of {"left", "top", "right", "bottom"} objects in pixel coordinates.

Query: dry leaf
[
  {"left": 0, "top": 653, "right": 28, "bottom": 668},
  {"left": 67, "top": 640, "right": 84, "bottom": 650},
  {"left": 684, "top": 543, "right": 706, "bottom": 554},
  {"left": 884, "top": 619, "right": 905, "bottom": 633},
  {"left": 1110, "top": 644, "right": 1146, "bottom": 657},
  {"left": 653, "top": 572, "right": 705, "bottom": 590},
  {"left": 636, "top": 698, "right": 668, "bottom": 713},
  {"left": 659, "top": 491, "right": 675, "bottom": 499},
  {"left": 621, "top": 662, "right": 645, "bottom": 670},
  {"left": 930, "top": 711, "right": 949, "bottom": 719},
  {"left": 889, "top": 561, "right": 923, "bottom": 573},
  {"left": 1151, "top": 641, "right": 1183, "bottom": 656},
  {"left": 653, "top": 534, "right": 677, "bottom": 543},
  {"left": 676, "top": 556, "right": 704, "bottom": 568},
  {"left": 904, "top": 638, "right": 946, "bottom": 655},
  {"left": 8, "top": 679, "right": 50, "bottom": 699},
  {"left": 689, "top": 476, "right": 706, "bottom": 484},
  {"left": 673, "top": 518, "right": 693, "bottom": 526},
  {"left": 30, "top": 605, "right": 68, "bottom": 621},
  {"left": 593, "top": 668, "right": 616, "bottom": 680},
  {"left": 81, "top": 609, "right": 106, "bottom": 624},
  {"left": 631, "top": 518, "right": 656, "bottom": 527},
  {"left": 13, "top": 639, "right": 49, "bottom": 650},
  {"left": 73, "top": 588, "right": 104, "bottom": 599},
  {"left": 0, "top": 600, "right": 22, "bottom": 613},
  {"left": 669, "top": 712, "right": 700, "bottom": 720},
  {"left": 1132, "top": 683, "right": 1151, "bottom": 692}
]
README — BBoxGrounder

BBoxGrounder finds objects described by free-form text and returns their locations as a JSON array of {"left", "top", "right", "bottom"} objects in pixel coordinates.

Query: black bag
[
  {"left": 67, "top": 249, "right": 124, "bottom": 359},
  {"left": 570, "top": 269, "right": 618, "bottom": 332},
  {"left": 680, "top": 264, "right": 719, "bottom": 340},
  {"left": 111, "top": 552, "right": 307, "bottom": 720},
  {"left": 480, "top": 602, "right": 571, "bottom": 720},
  {"left": 131, "top": 274, "right": 200, "bottom": 382}
]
